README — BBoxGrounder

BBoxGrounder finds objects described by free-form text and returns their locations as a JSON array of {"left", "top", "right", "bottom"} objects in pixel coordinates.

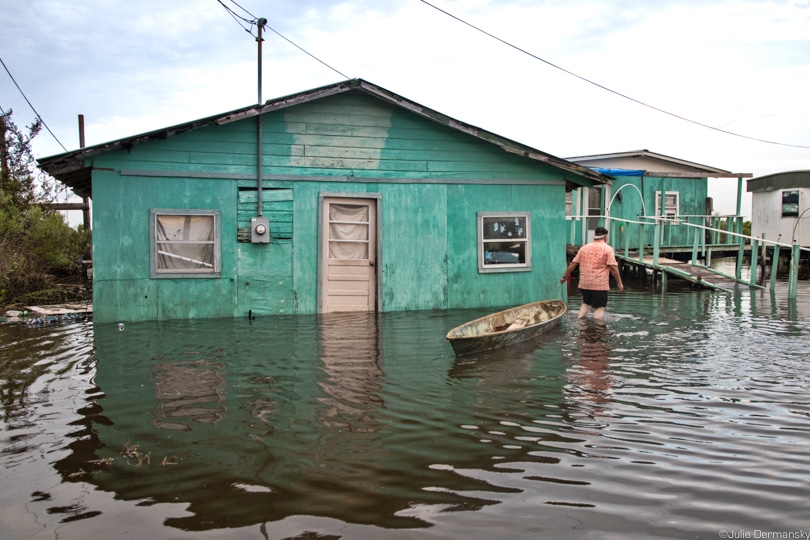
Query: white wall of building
[{"left": 751, "top": 188, "right": 810, "bottom": 246}]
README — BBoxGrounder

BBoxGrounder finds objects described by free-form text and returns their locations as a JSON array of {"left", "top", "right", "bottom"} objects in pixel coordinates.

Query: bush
[{"left": 1, "top": 111, "right": 92, "bottom": 308}]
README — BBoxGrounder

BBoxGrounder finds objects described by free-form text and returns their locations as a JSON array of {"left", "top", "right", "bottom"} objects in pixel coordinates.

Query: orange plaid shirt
[{"left": 572, "top": 240, "right": 618, "bottom": 291}]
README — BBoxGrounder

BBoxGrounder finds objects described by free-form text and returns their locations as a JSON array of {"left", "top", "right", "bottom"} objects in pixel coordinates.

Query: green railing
[{"left": 587, "top": 215, "right": 808, "bottom": 299}]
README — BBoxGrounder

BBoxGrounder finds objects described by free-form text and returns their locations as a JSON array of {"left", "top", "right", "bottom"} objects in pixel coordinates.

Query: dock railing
[{"left": 583, "top": 215, "right": 808, "bottom": 298}]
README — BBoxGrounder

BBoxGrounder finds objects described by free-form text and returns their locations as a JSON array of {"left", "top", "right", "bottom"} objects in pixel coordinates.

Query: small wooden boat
[{"left": 446, "top": 299, "right": 567, "bottom": 356}]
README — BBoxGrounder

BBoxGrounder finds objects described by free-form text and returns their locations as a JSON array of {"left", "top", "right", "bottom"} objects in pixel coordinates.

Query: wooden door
[{"left": 320, "top": 197, "right": 377, "bottom": 313}]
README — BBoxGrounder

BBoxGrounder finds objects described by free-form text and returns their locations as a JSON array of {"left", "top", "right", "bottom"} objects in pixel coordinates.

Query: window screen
[
  {"left": 478, "top": 212, "right": 532, "bottom": 273},
  {"left": 655, "top": 191, "right": 680, "bottom": 220},
  {"left": 150, "top": 209, "right": 220, "bottom": 278},
  {"left": 782, "top": 190, "right": 799, "bottom": 218}
]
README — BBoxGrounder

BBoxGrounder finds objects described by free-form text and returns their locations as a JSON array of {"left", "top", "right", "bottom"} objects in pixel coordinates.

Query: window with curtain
[
  {"left": 478, "top": 212, "right": 532, "bottom": 273},
  {"left": 655, "top": 191, "right": 680, "bottom": 220},
  {"left": 328, "top": 203, "right": 370, "bottom": 260},
  {"left": 150, "top": 209, "right": 220, "bottom": 278}
]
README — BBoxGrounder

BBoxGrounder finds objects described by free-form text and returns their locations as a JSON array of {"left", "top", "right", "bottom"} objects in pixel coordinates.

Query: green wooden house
[
  {"left": 39, "top": 79, "right": 608, "bottom": 323},
  {"left": 565, "top": 150, "right": 749, "bottom": 250}
]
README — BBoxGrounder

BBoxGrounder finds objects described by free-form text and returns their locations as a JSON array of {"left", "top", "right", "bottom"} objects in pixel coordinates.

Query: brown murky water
[{"left": 2, "top": 267, "right": 810, "bottom": 539}]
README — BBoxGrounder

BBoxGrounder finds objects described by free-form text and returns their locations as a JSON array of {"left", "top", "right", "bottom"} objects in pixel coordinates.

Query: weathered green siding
[
  {"left": 380, "top": 183, "right": 449, "bottom": 311},
  {"left": 89, "top": 91, "right": 574, "bottom": 322},
  {"left": 92, "top": 170, "right": 239, "bottom": 321},
  {"left": 608, "top": 176, "right": 708, "bottom": 249}
]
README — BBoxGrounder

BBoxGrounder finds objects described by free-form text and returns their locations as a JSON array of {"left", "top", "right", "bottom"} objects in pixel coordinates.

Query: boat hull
[{"left": 445, "top": 300, "right": 567, "bottom": 356}]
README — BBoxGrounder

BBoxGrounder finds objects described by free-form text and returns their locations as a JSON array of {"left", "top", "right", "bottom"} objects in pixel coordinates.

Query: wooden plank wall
[
  {"left": 605, "top": 176, "right": 709, "bottom": 249},
  {"left": 89, "top": 91, "right": 571, "bottom": 321}
]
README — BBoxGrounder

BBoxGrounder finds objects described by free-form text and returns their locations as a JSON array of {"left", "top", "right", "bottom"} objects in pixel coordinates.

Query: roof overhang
[
  {"left": 38, "top": 78, "right": 611, "bottom": 198},
  {"left": 747, "top": 170, "right": 810, "bottom": 192},
  {"left": 568, "top": 149, "right": 751, "bottom": 179}
]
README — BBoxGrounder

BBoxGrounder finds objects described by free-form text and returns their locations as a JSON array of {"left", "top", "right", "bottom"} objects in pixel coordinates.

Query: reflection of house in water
[
  {"left": 316, "top": 312, "right": 384, "bottom": 431},
  {"left": 150, "top": 357, "right": 227, "bottom": 431}
]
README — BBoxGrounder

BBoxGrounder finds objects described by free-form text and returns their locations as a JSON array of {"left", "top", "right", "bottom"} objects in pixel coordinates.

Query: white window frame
[
  {"left": 782, "top": 190, "right": 799, "bottom": 218},
  {"left": 655, "top": 191, "right": 680, "bottom": 220},
  {"left": 150, "top": 209, "right": 221, "bottom": 279},
  {"left": 477, "top": 211, "right": 532, "bottom": 273}
]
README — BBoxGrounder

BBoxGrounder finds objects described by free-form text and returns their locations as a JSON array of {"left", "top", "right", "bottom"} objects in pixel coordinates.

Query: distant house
[
  {"left": 566, "top": 149, "right": 750, "bottom": 249},
  {"left": 748, "top": 170, "right": 810, "bottom": 248},
  {"left": 39, "top": 78, "right": 609, "bottom": 323}
]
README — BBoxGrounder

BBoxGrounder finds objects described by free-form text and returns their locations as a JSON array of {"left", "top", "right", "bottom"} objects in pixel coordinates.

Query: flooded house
[
  {"left": 748, "top": 170, "right": 810, "bottom": 248},
  {"left": 38, "top": 78, "right": 609, "bottom": 323},
  {"left": 565, "top": 149, "right": 750, "bottom": 251}
]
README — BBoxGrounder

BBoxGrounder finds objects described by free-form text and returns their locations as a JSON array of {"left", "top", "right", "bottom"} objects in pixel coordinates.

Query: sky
[{"left": 3, "top": 0, "right": 810, "bottom": 221}]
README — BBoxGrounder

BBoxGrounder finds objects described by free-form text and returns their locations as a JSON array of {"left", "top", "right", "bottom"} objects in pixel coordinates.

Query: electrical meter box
[{"left": 251, "top": 217, "right": 270, "bottom": 244}]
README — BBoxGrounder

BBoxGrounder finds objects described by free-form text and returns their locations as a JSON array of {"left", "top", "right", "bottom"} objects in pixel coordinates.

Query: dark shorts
[{"left": 580, "top": 289, "right": 609, "bottom": 309}]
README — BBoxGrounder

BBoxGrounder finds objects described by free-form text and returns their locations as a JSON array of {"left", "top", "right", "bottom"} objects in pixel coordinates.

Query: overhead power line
[
  {"left": 216, "top": 0, "right": 256, "bottom": 35},
  {"left": 0, "top": 56, "right": 68, "bottom": 152},
  {"left": 420, "top": 0, "right": 810, "bottom": 150},
  {"left": 214, "top": 0, "right": 349, "bottom": 79},
  {"left": 264, "top": 25, "right": 350, "bottom": 80},
  {"left": 228, "top": 0, "right": 258, "bottom": 21}
]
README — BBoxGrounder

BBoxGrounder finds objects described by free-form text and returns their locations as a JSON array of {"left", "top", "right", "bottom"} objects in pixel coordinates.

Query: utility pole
[
  {"left": 78, "top": 114, "right": 91, "bottom": 230},
  {"left": 250, "top": 17, "right": 271, "bottom": 242},
  {"left": 255, "top": 17, "right": 267, "bottom": 218},
  {"left": 257, "top": 18, "right": 266, "bottom": 104}
]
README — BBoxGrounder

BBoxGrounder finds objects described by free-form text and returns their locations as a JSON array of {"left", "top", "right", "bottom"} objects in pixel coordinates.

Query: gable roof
[
  {"left": 38, "top": 78, "right": 610, "bottom": 198},
  {"left": 567, "top": 149, "right": 751, "bottom": 179}
]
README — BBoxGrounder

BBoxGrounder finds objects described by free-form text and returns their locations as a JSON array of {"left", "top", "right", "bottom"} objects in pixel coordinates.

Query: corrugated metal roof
[
  {"left": 747, "top": 170, "right": 810, "bottom": 192},
  {"left": 38, "top": 78, "right": 610, "bottom": 198}
]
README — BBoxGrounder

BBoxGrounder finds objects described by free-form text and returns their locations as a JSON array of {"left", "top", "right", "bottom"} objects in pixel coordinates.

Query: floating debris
[
  {"left": 68, "top": 468, "right": 88, "bottom": 478},
  {"left": 122, "top": 442, "right": 151, "bottom": 466},
  {"left": 1, "top": 302, "right": 93, "bottom": 326}
]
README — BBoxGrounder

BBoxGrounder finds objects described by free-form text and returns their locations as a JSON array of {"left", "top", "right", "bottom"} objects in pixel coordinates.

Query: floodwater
[{"left": 2, "top": 265, "right": 810, "bottom": 540}]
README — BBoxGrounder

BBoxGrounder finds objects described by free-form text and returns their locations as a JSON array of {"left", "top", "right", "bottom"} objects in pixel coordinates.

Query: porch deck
[{"left": 615, "top": 253, "right": 755, "bottom": 292}]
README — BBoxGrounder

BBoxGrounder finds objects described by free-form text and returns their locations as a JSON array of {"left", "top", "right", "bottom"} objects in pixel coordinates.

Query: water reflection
[
  {"left": 55, "top": 312, "right": 555, "bottom": 533},
  {"left": 567, "top": 320, "right": 612, "bottom": 408},
  {"left": 151, "top": 356, "right": 227, "bottom": 431},
  {"left": 316, "top": 312, "right": 383, "bottom": 431},
  {"left": 3, "top": 274, "right": 810, "bottom": 539}
]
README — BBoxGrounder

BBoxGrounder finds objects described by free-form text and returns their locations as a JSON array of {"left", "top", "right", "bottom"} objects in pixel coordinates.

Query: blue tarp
[{"left": 589, "top": 168, "right": 645, "bottom": 177}]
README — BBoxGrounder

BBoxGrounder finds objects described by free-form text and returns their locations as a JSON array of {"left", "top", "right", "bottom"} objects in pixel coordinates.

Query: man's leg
[
  {"left": 590, "top": 290, "right": 608, "bottom": 320},
  {"left": 578, "top": 303, "right": 591, "bottom": 318}
]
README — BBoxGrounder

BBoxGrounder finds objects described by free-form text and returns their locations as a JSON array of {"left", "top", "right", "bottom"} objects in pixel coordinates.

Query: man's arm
[
  {"left": 560, "top": 261, "right": 579, "bottom": 283},
  {"left": 609, "top": 265, "right": 624, "bottom": 292}
]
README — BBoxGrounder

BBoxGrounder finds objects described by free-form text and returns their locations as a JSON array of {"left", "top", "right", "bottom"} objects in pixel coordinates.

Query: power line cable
[
  {"left": 216, "top": 0, "right": 256, "bottom": 35},
  {"left": 264, "top": 25, "right": 350, "bottom": 80},
  {"left": 214, "top": 0, "right": 349, "bottom": 79},
  {"left": 419, "top": 0, "right": 810, "bottom": 150},
  {"left": 228, "top": 0, "right": 258, "bottom": 20},
  {"left": 0, "top": 56, "right": 68, "bottom": 152}
]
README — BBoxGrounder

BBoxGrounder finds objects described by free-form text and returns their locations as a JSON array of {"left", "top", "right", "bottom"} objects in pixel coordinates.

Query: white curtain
[
  {"left": 328, "top": 204, "right": 369, "bottom": 260},
  {"left": 156, "top": 214, "right": 215, "bottom": 271}
]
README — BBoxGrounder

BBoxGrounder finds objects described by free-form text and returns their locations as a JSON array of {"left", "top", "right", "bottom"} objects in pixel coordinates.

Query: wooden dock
[{"left": 615, "top": 253, "right": 756, "bottom": 292}]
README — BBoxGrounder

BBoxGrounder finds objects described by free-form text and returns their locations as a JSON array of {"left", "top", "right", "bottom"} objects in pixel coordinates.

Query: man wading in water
[{"left": 560, "top": 226, "right": 624, "bottom": 319}]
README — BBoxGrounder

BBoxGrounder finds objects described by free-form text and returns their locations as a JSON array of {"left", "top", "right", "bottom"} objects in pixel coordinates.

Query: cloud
[{"left": 2, "top": 0, "right": 809, "bottom": 219}]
